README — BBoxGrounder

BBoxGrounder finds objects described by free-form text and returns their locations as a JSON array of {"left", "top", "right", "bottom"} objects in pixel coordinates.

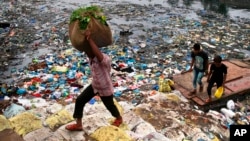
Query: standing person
[
  {"left": 206, "top": 55, "right": 227, "bottom": 103},
  {"left": 65, "top": 31, "right": 123, "bottom": 131},
  {"left": 188, "top": 43, "right": 209, "bottom": 95}
]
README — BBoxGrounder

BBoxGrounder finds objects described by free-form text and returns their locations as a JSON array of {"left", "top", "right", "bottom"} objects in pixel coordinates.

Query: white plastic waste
[
  {"left": 133, "top": 122, "right": 157, "bottom": 138},
  {"left": 220, "top": 108, "right": 236, "bottom": 118},
  {"left": 226, "top": 100, "right": 235, "bottom": 110},
  {"left": 46, "top": 103, "right": 63, "bottom": 114},
  {"left": 31, "top": 98, "right": 48, "bottom": 108},
  {"left": 4, "top": 96, "right": 10, "bottom": 100},
  {"left": 142, "top": 132, "right": 171, "bottom": 141}
]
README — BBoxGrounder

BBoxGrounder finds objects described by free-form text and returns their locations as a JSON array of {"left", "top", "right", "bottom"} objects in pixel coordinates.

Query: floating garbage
[
  {"left": 16, "top": 88, "right": 27, "bottom": 95},
  {"left": 51, "top": 66, "right": 68, "bottom": 73}
]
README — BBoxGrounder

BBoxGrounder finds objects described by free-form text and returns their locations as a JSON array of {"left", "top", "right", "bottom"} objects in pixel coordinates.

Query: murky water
[{"left": 57, "top": 0, "right": 250, "bottom": 19}]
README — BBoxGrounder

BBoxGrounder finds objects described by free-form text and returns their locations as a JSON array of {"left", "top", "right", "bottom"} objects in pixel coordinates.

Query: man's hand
[
  {"left": 205, "top": 70, "right": 208, "bottom": 75},
  {"left": 181, "top": 68, "right": 192, "bottom": 74},
  {"left": 204, "top": 72, "right": 208, "bottom": 76},
  {"left": 85, "top": 30, "right": 91, "bottom": 40},
  {"left": 187, "top": 68, "right": 193, "bottom": 72}
]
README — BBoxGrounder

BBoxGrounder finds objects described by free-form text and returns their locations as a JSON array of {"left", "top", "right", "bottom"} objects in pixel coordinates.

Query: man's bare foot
[
  {"left": 188, "top": 89, "right": 196, "bottom": 96},
  {"left": 199, "top": 85, "right": 203, "bottom": 92},
  {"left": 205, "top": 97, "right": 212, "bottom": 103}
]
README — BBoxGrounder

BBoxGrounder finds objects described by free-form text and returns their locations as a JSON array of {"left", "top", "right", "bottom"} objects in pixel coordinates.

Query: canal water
[{"left": 57, "top": 0, "right": 250, "bottom": 19}]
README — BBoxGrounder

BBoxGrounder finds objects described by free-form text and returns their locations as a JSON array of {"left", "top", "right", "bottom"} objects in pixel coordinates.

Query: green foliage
[{"left": 70, "top": 5, "right": 107, "bottom": 30}]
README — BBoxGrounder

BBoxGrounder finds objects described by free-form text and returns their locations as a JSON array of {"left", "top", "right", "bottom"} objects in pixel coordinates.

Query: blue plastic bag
[
  {"left": 3, "top": 103, "right": 26, "bottom": 118},
  {"left": 89, "top": 98, "right": 96, "bottom": 105},
  {"left": 17, "top": 88, "right": 27, "bottom": 95}
]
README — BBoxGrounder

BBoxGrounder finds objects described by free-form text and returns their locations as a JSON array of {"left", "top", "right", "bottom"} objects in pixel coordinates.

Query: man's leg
[
  {"left": 73, "top": 84, "right": 95, "bottom": 118},
  {"left": 197, "top": 71, "right": 205, "bottom": 92},
  {"left": 190, "top": 69, "right": 198, "bottom": 94},
  {"left": 216, "top": 80, "right": 223, "bottom": 88},
  {"left": 206, "top": 80, "right": 215, "bottom": 103},
  {"left": 66, "top": 84, "right": 95, "bottom": 131},
  {"left": 101, "top": 95, "right": 122, "bottom": 127}
]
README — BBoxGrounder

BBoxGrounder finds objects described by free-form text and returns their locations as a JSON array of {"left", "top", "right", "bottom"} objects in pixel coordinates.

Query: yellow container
[{"left": 214, "top": 86, "right": 224, "bottom": 99}]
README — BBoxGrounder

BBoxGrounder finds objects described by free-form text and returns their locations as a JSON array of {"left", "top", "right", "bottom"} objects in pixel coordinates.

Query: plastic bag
[
  {"left": 45, "top": 109, "right": 74, "bottom": 130},
  {"left": 9, "top": 112, "right": 43, "bottom": 136},
  {"left": 0, "top": 115, "right": 12, "bottom": 131},
  {"left": 3, "top": 103, "right": 26, "bottom": 119},
  {"left": 90, "top": 126, "right": 133, "bottom": 141},
  {"left": 214, "top": 86, "right": 223, "bottom": 99},
  {"left": 142, "top": 132, "right": 171, "bottom": 141},
  {"left": 52, "top": 66, "right": 68, "bottom": 73},
  {"left": 227, "top": 100, "right": 235, "bottom": 110},
  {"left": 158, "top": 76, "right": 174, "bottom": 92},
  {"left": 16, "top": 88, "right": 27, "bottom": 95}
]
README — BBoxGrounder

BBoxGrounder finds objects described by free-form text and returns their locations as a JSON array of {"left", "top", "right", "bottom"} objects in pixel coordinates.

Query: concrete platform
[{"left": 173, "top": 59, "right": 250, "bottom": 108}]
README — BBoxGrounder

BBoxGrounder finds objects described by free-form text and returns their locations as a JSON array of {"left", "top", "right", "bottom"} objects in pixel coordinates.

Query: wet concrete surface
[{"left": 173, "top": 60, "right": 250, "bottom": 111}]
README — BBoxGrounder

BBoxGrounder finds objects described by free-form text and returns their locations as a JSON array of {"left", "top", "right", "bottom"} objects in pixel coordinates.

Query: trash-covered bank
[{"left": 1, "top": 0, "right": 250, "bottom": 141}]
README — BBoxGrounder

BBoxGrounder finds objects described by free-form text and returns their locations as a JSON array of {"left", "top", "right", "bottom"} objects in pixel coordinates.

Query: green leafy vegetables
[{"left": 70, "top": 5, "right": 107, "bottom": 30}]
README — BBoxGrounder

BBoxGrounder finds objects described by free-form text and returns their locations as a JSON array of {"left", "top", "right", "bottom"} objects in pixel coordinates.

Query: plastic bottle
[{"left": 220, "top": 108, "right": 236, "bottom": 118}]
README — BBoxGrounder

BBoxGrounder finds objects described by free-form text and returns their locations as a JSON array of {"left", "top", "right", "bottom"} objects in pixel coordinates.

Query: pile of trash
[
  {"left": 1, "top": 86, "right": 250, "bottom": 141},
  {"left": 0, "top": 47, "right": 249, "bottom": 140},
  {"left": 0, "top": 0, "right": 250, "bottom": 141}
]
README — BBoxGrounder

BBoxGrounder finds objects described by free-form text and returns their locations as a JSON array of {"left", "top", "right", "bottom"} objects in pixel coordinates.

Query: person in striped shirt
[{"left": 66, "top": 31, "right": 123, "bottom": 131}]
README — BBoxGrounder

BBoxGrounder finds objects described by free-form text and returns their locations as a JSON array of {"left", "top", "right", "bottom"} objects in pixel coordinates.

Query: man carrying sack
[
  {"left": 68, "top": 5, "right": 112, "bottom": 52},
  {"left": 65, "top": 6, "right": 123, "bottom": 131}
]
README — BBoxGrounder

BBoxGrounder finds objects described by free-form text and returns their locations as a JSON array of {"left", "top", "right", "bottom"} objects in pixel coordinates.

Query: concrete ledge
[{"left": 173, "top": 60, "right": 250, "bottom": 110}]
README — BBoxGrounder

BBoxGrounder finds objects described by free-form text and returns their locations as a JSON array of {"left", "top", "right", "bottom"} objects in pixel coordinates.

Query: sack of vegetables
[{"left": 69, "top": 6, "right": 112, "bottom": 52}]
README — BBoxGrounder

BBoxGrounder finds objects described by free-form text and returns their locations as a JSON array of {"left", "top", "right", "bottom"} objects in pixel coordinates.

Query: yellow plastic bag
[
  {"left": 214, "top": 86, "right": 224, "bottom": 99},
  {"left": 158, "top": 76, "right": 174, "bottom": 92},
  {"left": 9, "top": 112, "right": 42, "bottom": 136},
  {"left": 168, "top": 79, "right": 174, "bottom": 86},
  {"left": 90, "top": 126, "right": 133, "bottom": 141},
  {"left": 45, "top": 109, "right": 74, "bottom": 130},
  {"left": 0, "top": 115, "right": 12, "bottom": 132},
  {"left": 51, "top": 66, "right": 68, "bottom": 72}
]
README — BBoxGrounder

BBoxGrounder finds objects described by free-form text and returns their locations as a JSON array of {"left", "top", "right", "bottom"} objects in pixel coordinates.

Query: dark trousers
[
  {"left": 207, "top": 78, "right": 223, "bottom": 96},
  {"left": 73, "top": 84, "right": 121, "bottom": 119}
]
